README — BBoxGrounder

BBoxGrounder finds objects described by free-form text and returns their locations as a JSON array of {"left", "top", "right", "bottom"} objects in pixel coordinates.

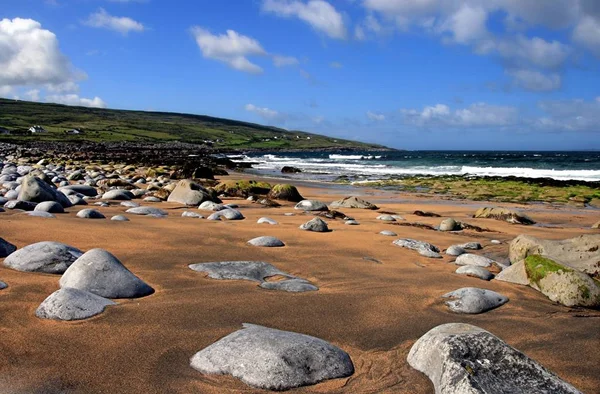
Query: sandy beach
[{"left": 0, "top": 173, "right": 599, "bottom": 393}]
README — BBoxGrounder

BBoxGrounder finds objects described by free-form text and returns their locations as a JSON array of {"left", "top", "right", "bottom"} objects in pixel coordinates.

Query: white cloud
[
  {"left": 402, "top": 102, "right": 518, "bottom": 127},
  {"left": 245, "top": 103, "right": 287, "bottom": 123},
  {"left": 46, "top": 94, "right": 107, "bottom": 108},
  {"left": 0, "top": 18, "right": 84, "bottom": 90},
  {"left": 495, "top": 36, "right": 570, "bottom": 70},
  {"left": 536, "top": 97, "right": 600, "bottom": 132},
  {"left": 84, "top": 8, "right": 145, "bottom": 35},
  {"left": 25, "top": 89, "right": 40, "bottom": 101},
  {"left": 273, "top": 55, "right": 299, "bottom": 67},
  {"left": 438, "top": 4, "right": 488, "bottom": 44},
  {"left": 191, "top": 27, "right": 266, "bottom": 74},
  {"left": 573, "top": 15, "right": 600, "bottom": 57},
  {"left": 0, "top": 86, "right": 13, "bottom": 97},
  {"left": 507, "top": 69, "right": 561, "bottom": 92},
  {"left": 366, "top": 111, "right": 385, "bottom": 121},
  {"left": 262, "top": 0, "right": 346, "bottom": 39}
]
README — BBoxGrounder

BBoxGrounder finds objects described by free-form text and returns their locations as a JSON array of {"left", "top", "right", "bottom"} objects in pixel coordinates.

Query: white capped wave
[
  {"left": 329, "top": 154, "right": 382, "bottom": 160},
  {"left": 229, "top": 154, "right": 600, "bottom": 182}
]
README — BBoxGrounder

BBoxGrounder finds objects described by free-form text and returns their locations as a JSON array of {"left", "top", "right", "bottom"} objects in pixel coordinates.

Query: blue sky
[{"left": 1, "top": 0, "right": 600, "bottom": 150}]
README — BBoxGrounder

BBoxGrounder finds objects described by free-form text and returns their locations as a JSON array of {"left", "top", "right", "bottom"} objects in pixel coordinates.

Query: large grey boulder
[
  {"left": 294, "top": 200, "right": 328, "bottom": 212},
  {"left": 455, "top": 254, "right": 496, "bottom": 268},
  {"left": 442, "top": 287, "right": 508, "bottom": 314},
  {"left": 330, "top": 196, "right": 378, "bottom": 210},
  {"left": 455, "top": 266, "right": 494, "bottom": 281},
  {"left": 474, "top": 206, "right": 535, "bottom": 225},
  {"left": 523, "top": 255, "right": 600, "bottom": 308},
  {"left": 0, "top": 237, "right": 17, "bottom": 258},
  {"left": 393, "top": 239, "right": 442, "bottom": 258},
  {"left": 509, "top": 234, "right": 600, "bottom": 276},
  {"left": 299, "top": 217, "right": 329, "bottom": 232},
  {"left": 190, "top": 323, "right": 354, "bottom": 391},
  {"left": 407, "top": 323, "right": 582, "bottom": 394},
  {"left": 36, "top": 287, "right": 116, "bottom": 321},
  {"left": 3, "top": 241, "right": 83, "bottom": 274},
  {"left": 76, "top": 209, "right": 105, "bottom": 219},
  {"left": 34, "top": 201, "right": 64, "bottom": 213},
  {"left": 247, "top": 236, "right": 285, "bottom": 247},
  {"left": 59, "top": 185, "right": 98, "bottom": 197},
  {"left": 102, "top": 189, "right": 134, "bottom": 200},
  {"left": 59, "top": 249, "right": 154, "bottom": 299},
  {"left": 17, "top": 175, "right": 71, "bottom": 207},
  {"left": 126, "top": 206, "right": 167, "bottom": 216},
  {"left": 267, "top": 184, "right": 304, "bottom": 202},
  {"left": 167, "top": 179, "right": 214, "bottom": 206}
]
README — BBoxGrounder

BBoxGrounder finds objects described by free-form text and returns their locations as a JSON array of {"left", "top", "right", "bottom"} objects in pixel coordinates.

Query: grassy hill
[{"left": 0, "top": 98, "right": 389, "bottom": 151}]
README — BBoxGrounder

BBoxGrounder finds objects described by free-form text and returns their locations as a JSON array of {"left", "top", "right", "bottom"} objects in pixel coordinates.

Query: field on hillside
[{"left": 0, "top": 99, "right": 385, "bottom": 150}]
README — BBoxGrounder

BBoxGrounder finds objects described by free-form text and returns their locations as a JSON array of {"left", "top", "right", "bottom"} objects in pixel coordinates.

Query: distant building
[
  {"left": 29, "top": 125, "right": 47, "bottom": 133},
  {"left": 64, "top": 128, "right": 83, "bottom": 135}
]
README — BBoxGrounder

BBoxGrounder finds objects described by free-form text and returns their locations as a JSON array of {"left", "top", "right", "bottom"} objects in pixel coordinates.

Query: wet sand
[{"left": 0, "top": 174, "right": 599, "bottom": 393}]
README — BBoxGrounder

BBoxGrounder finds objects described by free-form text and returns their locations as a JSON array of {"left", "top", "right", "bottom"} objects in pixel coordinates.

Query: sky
[{"left": 1, "top": 0, "right": 600, "bottom": 150}]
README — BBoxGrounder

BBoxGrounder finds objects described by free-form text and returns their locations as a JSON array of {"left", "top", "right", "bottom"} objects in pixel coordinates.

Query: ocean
[{"left": 230, "top": 151, "right": 600, "bottom": 183}]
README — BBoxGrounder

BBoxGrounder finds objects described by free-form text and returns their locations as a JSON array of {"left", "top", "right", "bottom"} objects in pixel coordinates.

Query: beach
[{"left": 1, "top": 172, "right": 598, "bottom": 393}]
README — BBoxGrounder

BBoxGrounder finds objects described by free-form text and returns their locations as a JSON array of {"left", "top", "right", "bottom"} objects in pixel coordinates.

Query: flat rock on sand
[
  {"left": 102, "top": 190, "right": 133, "bottom": 200},
  {"left": 455, "top": 265, "right": 494, "bottom": 281},
  {"left": 259, "top": 279, "right": 318, "bottom": 292},
  {"left": 294, "top": 200, "right": 328, "bottom": 212},
  {"left": 455, "top": 253, "right": 496, "bottom": 268},
  {"left": 330, "top": 196, "right": 378, "bottom": 210},
  {"left": 189, "top": 261, "right": 317, "bottom": 293},
  {"left": 299, "top": 217, "right": 329, "bottom": 232},
  {"left": 446, "top": 245, "right": 466, "bottom": 256},
  {"left": 247, "top": 236, "right": 285, "bottom": 247},
  {"left": 190, "top": 323, "right": 354, "bottom": 391},
  {"left": 393, "top": 239, "right": 442, "bottom": 258},
  {"left": 3, "top": 241, "right": 83, "bottom": 274},
  {"left": 198, "top": 201, "right": 225, "bottom": 211},
  {"left": 182, "top": 211, "right": 203, "bottom": 218},
  {"left": 0, "top": 280, "right": 7, "bottom": 290},
  {"left": 379, "top": 230, "right": 397, "bottom": 236},
  {"left": 207, "top": 209, "right": 244, "bottom": 221},
  {"left": 25, "top": 211, "right": 56, "bottom": 218},
  {"left": 60, "top": 249, "right": 154, "bottom": 299},
  {"left": 126, "top": 206, "right": 167, "bottom": 216},
  {"left": 407, "top": 323, "right": 582, "bottom": 394},
  {"left": 0, "top": 237, "right": 17, "bottom": 257},
  {"left": 474, "top": 206, "right": 535, "bottom": 225},
  {"left": 76, "top": 209, "right": 106, "bottom": 219},
  {"left": 495, "top": 261, "right": 529, "bottom": 285},
  {"left": 36, "top": 287, "right": 116, "bottom": 321},
  {"left": 189, "top": 261, "right": 292, "bottom": 283},
  {"left": 442, "top": 287, "right": 508, "bottom": 314},
  {"left": 111, "top": 215, "right": 130, "bottom": 221}
]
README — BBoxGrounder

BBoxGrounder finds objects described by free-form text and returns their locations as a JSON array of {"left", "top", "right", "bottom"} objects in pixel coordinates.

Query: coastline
[{"left": 0, "top": 168, "right": 599, "bottom": 393}]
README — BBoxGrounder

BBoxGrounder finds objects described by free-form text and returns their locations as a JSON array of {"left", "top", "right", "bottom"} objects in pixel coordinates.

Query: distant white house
[
  {"left": 29, "top": 125, "right": 47, "bottom": 133},
  {"left": 64, "top": 128, "right": 83, "bottom": 135}
]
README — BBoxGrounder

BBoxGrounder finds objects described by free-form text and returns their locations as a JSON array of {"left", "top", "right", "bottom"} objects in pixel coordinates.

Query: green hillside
[{"left": 0, "top": 98, "right": 388, "bottom": 150}]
